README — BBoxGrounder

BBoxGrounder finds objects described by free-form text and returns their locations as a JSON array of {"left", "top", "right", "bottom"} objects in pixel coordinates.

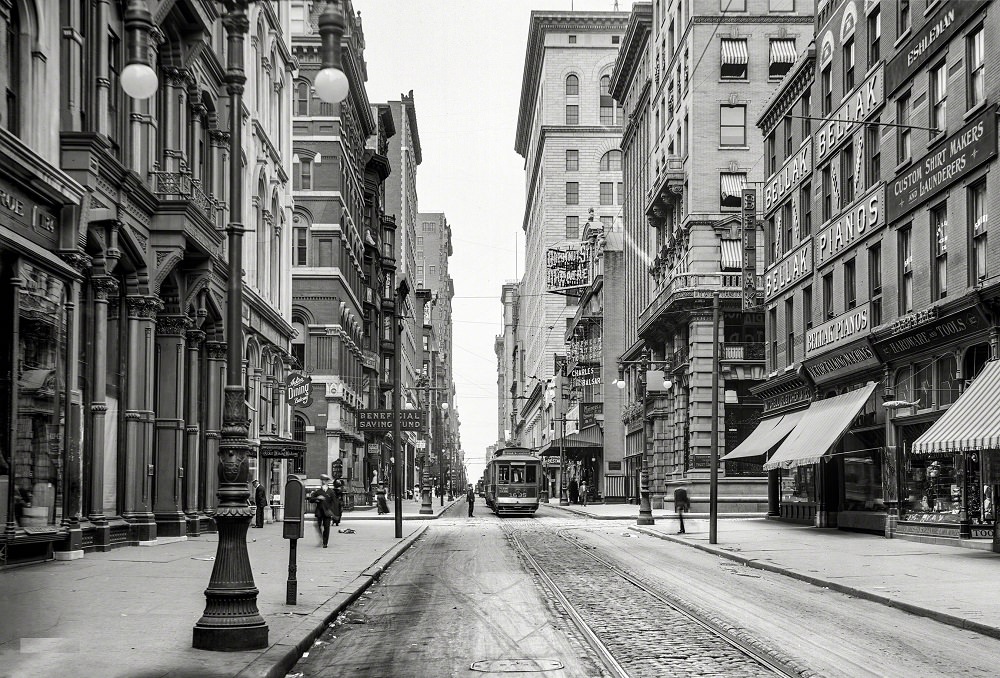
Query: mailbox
[{"left": 283, "top": 474, "right": 306, "bottom": 540}]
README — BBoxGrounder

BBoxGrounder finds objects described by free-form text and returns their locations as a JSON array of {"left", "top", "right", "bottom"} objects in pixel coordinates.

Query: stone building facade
[{"left": 1, "top": 0, "right": 295, "bottom": 564}]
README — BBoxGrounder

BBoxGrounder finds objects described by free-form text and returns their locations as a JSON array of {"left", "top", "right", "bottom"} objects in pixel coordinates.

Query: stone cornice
[
  {"left": 515, "top": 11, "right": 630, "bottom": 157},
  {"left": 610, "top": 2, "right": 652, "bottom": 102},
  {"left": 691, "top": 15, "right": 815, "bottom": 24},
  {"left": 757, "top": 46, "right": 817, "bottom": 135}
]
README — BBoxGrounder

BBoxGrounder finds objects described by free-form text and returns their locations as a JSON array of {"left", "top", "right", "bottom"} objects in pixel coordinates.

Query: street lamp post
[{"left": 392, "top": 278, "right": 409, "bottom": 539}]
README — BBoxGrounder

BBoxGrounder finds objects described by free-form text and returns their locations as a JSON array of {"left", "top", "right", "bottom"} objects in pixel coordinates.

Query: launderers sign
[
  {"left": 805, "top": 302, "right": 871, "bottom": 360},
  {"left": 888, "top": 106, "right": 997, "bottom": 222}
]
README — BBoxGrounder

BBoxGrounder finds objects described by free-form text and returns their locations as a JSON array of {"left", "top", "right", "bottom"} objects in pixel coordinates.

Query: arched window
[
  {"left": 565, "top": 74, "right": 579, "bottom": 96},
  {"left": 292, "top": 212, "right": 308, "bottom": 266},
  {"left": 600, "top": 150, "right": 622, "bottom": 171},
  {"left": 296, "top": 81, "right": 310, "bottom": 116},
  {"left": 291, "top": 318, "right": 306, "bottom": 367},
  {"left": 293, "top": 415, "right": 306, "bottom": 442},
  {"left": 964, "top": 343, "right": 991, "bottom": 383},
  {"left": 600, "top": 74, "right": 615, "bottom": 124},
  {"left": 4, "top": 0, "right": 21, "bottom": 134},
  {"left": 936, "top": 354, "right": 958, "bottom": 408},
  {"left": 270, "top": 192, "right": 280, "bottom": 302}
]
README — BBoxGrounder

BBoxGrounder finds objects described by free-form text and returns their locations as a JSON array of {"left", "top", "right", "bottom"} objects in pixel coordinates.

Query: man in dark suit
[
  {"left": 674, "top": 486, "right": 690, "bottom": 534},
  {"left": 252, "top": 480, "right": 267, "bottom": 528},
  {"left": 309, "top": 474, "right": 339, "bottom": 547}
]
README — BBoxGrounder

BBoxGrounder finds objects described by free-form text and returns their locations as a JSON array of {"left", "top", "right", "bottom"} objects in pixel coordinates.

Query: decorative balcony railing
[
  {"left": 150, "top": 164, "right": 219, "bottom": 223},
  {"left": 639, "top": 272, "right": 762, "bottom": 330},
  {"left": 721, "top": 342, "right": 765, "bottom": 361}
]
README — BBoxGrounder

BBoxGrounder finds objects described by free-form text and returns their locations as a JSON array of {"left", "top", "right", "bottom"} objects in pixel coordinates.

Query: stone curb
[
  {"left": 235, "top": 524, "right": 429, "bottom": 678},
  {"left": 630, "top": 525, "right": 1000, "bottom": 642}
]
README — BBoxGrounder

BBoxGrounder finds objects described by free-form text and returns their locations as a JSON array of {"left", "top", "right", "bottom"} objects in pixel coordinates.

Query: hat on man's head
[{"left": 320, "top": 473, "right": 332, "bottom": 482}]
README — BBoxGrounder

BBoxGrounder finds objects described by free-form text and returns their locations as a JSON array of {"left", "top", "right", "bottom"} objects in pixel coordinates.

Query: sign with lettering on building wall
[
  {"left": 286, "top": 372, "right": 313, "bottom": 407},
  {"left": 804, "top": 340, "right": 880, "bottom": 384},
  {"left": 886, "top": 0, "right": 989, "bottom": 94},
  {"left": 874, "top": 306, "right": 989, "bottom": 361},
  {"left": 763, "top": 143, "right": 811, "bottom": 213},
  {"left": 763, "top": 239, "right": 812, "bottom": 301},
  {"left": 815, "top": 184, "right": 884, "bottom": 266},
  {"left": 814, "top": 64, "right": 884, "bottom": 166},
  {"left": 805, "top": 302, "right": 872, "bottom": 360},
  {"left": 741, "top": 188, "right": 759, "bottom": 311},
  {"left": 580, "top": 402, "right": 603, "bottom": 429},
  {"left": 887, "top": 105, "right": 998, "bottom": 223}
]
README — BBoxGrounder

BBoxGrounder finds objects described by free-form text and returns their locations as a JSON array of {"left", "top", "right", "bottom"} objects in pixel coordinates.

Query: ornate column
[
  {"left": 88, "top": 275, "right": 119, "bottom": 550},
  {"left": 95, "top": 0, "right": 111, "bottom": 136},
  {"left": 184, "top": 328, "right": 206, "bottom": 536},
  {"left": 153, "top": 314, "right": 191, "bottom": 538},
  {"left": 123, "top": 295, "right": 160, "bottom": 543},
  {"left": 202, "top": 341, "right": 226, "bottom": 524}
]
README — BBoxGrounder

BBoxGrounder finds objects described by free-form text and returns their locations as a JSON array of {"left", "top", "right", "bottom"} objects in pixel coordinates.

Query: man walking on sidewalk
[
  {"left": 309, "top": 474, "right": 339, "bottom": 547},
  {"left": 673, "top": 486, "right": 690, "bottom": 534},
  {"left": 252, "top": 480, "right": 266, "bottom": 528},
  {"left": 466, "top": 484, "right": 475, "bottom": 517}
]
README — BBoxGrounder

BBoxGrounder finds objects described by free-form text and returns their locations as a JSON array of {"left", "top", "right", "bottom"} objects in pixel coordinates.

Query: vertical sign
[{"left": 741, "top": 188, "right": 758, "bottom": 311}]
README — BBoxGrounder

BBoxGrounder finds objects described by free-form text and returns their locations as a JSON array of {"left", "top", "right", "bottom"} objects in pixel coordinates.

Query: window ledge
[
  {"left": 719, "top": 146, "right": 750, "bottom": 151},
  {"left": 720, "top": 78, "right": 750, "bottom": 84},
  {"left": 893, "top": 29, "right": 912, "bottom": 50},
  {"left": 894, "top": 157, "right": 913, "bottom": 174},
  {"left": 964, "top": 101, "right": 989, "bottom": 122}
]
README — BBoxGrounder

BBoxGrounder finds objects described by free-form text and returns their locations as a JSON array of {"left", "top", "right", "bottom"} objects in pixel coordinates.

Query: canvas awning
[
  {"left": 769, "top": 39, "right": 797, "bottom": 64},
  {"left": 763, "top": 382, "right": 878, "bottom": 470},
  {"left": 721, "top": 410, "right": 805, "bottom": 461},
  {"left": 721, "top": 38, "right": 748, "bottom": 65},
  {"left": 721, "top": 173, "right": 747, "bottom": 199},
  {"left": 912, "top": 360, "right": 1000, "bottom": 454},
  {"left": 721, "top": 239, "right": 742, "bottom": 270}
]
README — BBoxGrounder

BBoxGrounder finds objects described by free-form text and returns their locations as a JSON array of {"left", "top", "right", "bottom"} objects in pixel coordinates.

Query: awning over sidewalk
[
  {"left": 763, "top": 382, "right": 877, "bottom": 471},
  {"left": 721, "top": 410, "right": 804, "bottom": 461},
  {"left": 539, "top": 428, "right": 603, "bottom": 457},
  {"left": 912, "top": 360, "right": 1000, "bottom": 454}
]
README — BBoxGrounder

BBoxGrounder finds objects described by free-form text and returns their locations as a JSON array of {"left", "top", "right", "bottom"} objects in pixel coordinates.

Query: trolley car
[{"left": 483, "top": 447, "right": 541, "bottom": 516}]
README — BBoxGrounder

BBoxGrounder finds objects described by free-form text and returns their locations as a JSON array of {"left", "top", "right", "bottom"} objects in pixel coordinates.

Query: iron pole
[
  {"left": 392, "top": 281, "right": 404, "bottom": 538},
  {"left": 710, "top": 292, "right": 720, "bottom": 544}
]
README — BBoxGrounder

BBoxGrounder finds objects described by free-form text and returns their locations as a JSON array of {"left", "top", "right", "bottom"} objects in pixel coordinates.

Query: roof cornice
[
  {"left": 757, "top": 45, "right": 816, "bottom": 134},
  {"left": 610, "top": 2, "right": 652, "bottom": 101},
  {"left": 515, "top": 11, "right": 630, "bottom": 157}
]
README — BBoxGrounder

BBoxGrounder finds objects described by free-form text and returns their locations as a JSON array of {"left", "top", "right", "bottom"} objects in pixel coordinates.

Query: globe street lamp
[
  {"left": 120, "top": 0, "right": 158, "bottom": 99},
  {"left": 315, "top": 1, "right": 349, "bottom": 104}
]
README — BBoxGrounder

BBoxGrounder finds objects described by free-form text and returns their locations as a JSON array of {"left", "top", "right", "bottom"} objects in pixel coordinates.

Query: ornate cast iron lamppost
[{"left": 122, "top": 0, "right": 350, "bottom": 652}]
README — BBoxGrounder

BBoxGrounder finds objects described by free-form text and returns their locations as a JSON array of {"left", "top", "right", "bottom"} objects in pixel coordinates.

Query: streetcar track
[{"left": 501, "top": 520, "right": 807, "bottom": 678}]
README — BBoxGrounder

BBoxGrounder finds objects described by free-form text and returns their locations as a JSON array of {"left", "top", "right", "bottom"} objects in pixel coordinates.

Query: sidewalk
[
  {"left": 0, "top": 499, "right": 458, "bottom": 678},
  {"left": 544, "top": 501, "right": 1000, "bottom": 639}
]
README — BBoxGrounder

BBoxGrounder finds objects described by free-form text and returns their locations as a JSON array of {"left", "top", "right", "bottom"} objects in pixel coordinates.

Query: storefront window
[
  {"left": 894, "top": 366, "right": 912, "bottom": 403},
  {"left": 13, "top": 260, "right": 67, "bottom": 528},
  {"left": 936, "top": 354, "right": 958, "bottom": 408},
  {"left": 843, "top": 452, "right": 884, "bottom": 510},
  {"left": 902, "top": 456, "right": 961, "bottom": 518},
  {"left": 980, "top": 451, "right": 1000, "bottom": 524},
  {"left": 780, "top": 466, "right": 815, "bottom": 503},
  {"left": 913, "top": 360, "right": 932, "bottom": 409}
]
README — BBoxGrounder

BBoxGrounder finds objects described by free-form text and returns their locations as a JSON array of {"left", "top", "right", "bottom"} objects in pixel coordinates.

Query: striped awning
[
  {"left": 912, "top": 360, "right": 1000, "bottom": 454},
  {"left": 763, "top": 383, "right": 878, "bottom": 470},
  {"left": 722, "top": 410, "right": 805, "bottom": 461},
  {"left": 769, "top": 39, "right": 797, "bottom": 65},
  {"left": 721, "top": 39, "right": 748, "bottom": 65},
  {"left": 721, "top": 173, "right": 747, "bottom": 199},
  {"left": 721, "top": 239, "right": 741, "bottom": 270}
]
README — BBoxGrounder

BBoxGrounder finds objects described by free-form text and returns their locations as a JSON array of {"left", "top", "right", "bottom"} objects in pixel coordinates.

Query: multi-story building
[
  {"left": 2, "top": 0, "right": 296, "bottom": 564},
  {"left": 385, "top": 92, "right": 423, "bottom": 495},
  {"left": 753, "top": 0, "right": 1000, "bottom": 544},
  {"left": 512, "top": 10, "right": 629, "bottom": 500},
  {"left": 290, "top": 0, "right": 382, "bottom": 508},
  {"left": 613, "top": 0, "right": 813, "bottom": 513}
]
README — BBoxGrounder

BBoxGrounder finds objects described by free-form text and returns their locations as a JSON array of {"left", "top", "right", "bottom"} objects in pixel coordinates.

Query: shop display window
[
  {"left": 843, "top": 452, "right": 884, "bottom": 511},
  {"left": 780, "top": 466, "right": 815, "bottom": 503},
  {"left": 902, "top": 456, "right": 961, "bottom": 518},
  {"left": 10, "top": 261, "right": 68, "bottom": 529}
]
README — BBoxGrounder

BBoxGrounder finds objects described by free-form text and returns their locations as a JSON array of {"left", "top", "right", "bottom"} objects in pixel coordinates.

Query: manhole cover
[{"left": 470, "top": 659, "right": 564, "bottom": 672}]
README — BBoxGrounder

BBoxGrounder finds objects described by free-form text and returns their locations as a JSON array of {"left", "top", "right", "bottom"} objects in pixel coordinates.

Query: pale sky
[{"left": 353, "top": 0, "right": 628, "bottom": 482}]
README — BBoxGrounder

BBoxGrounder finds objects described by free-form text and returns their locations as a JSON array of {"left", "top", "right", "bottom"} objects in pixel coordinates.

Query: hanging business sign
[
  {"left": 285, "top": 372, "right": 313, "bottom": 407},
  {"left": 805, "top": 302, "right": 872, "bottom": 360},
  {"left": 887, "top": 106, "right": 997, "bottom": 223},
  {"left": 741, "top": 188, "right": 759, "bottom": 311},
  {"left": 886, "top": 1, "right": 988, "bottom": 94},
  {"left": 359, "top": 409, "right": 424, "bottom": 432},
  {"left": 580, "top": 402, "right": 603, "bottom": 429}
]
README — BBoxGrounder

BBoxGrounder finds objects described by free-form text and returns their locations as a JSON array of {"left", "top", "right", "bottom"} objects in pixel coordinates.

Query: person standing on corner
[
  {"left": 252, "top": 479, "right": 266, "bottom": 529},
  {"left": 309, "top": 473, "right": 337, "bottom": 547},
  {"left": 579, "top": 480, "right": 588, "bottom": 507},
  {"left": 466, "top": 484, "right": 475, "bottom": 517},
  {"left": 673, "top": 486, "right": 690, "bottom": 534}
]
